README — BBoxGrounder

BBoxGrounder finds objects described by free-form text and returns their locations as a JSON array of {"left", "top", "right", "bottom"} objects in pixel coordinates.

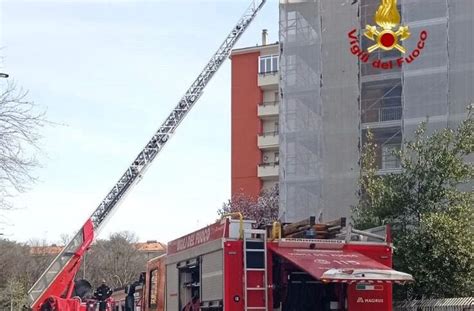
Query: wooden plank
[
  {"left": 285, "top": 231, "right": 306, "bottom": 238},
  {"left": 284, "top": 225, "right": 311, "bottom": 237},
  {"left": 325, "top": 217, "right": 346, "bottom": 228},
  {"left": 314, "top": 224, "right": 328, "bottom": 231},
  {"left": 283, "top": 217, "right": 315, "bottom": 235},
  {"left": 280, "top": 217, "right": 345, "bottom": 239},
  {"left": 327, "top": 225, "right": 342, "bottom": 233}
]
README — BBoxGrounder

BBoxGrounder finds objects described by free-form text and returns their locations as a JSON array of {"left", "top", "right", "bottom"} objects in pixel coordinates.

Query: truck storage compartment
[
  {"left": 283, "top": 272, "right": 345, "bottom": 311},
  {"left": 201, "top": 250, "right": 224, "bottom": 310},
  {"left": 178, "top": 257, "right": 201, "bottom": 310}
]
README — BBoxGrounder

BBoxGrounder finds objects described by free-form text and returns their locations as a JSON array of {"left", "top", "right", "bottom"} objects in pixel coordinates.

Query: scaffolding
[
  {"left": 279, "top": 0, "right": 474, "bottom": 222},
  {"left": 279, "top": 0, "right": 360, "bottom": 222}
]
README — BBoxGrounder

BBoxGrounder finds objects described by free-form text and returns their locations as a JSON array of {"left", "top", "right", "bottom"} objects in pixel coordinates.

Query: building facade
[
  {"left": 279, "top": 0, "right": 474, "bottom": 222},
  {"left": 230, "top": 35, "right": 280, "bottom": 198}
]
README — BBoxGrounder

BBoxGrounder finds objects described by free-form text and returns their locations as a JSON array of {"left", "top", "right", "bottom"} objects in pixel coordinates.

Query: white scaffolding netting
[
  {"left": 279, "top": 0, "right": 473, "bottom": 222},
  {"left": 279, "top": 0, "right": 359, "bottom": 222}
]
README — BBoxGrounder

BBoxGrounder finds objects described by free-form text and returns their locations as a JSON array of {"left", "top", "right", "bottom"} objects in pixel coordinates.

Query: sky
[{"left": 0, "top": 0, "right": 279, "bottom": 244}]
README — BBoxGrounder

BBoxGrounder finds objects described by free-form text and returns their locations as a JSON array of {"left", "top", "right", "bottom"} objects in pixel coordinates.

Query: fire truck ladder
[
  {"left": 27, "top": 0, "right": 267, "bottom": 308},
  {"left": 243, "top": 229, "right": 268, "bottom": 311}
]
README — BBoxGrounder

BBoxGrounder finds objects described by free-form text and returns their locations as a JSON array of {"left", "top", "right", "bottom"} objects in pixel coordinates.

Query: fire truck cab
[{"left": 143, "top": 217, "right": 413, "bottom": 311}]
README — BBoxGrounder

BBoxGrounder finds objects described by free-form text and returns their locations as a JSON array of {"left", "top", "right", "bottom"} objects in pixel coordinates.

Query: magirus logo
[
  {"left": 348, "top": 0, "right": 428, "bottom": 70},
  {"left": 357, "top": 297, "right": 384, "bottom": 304}
]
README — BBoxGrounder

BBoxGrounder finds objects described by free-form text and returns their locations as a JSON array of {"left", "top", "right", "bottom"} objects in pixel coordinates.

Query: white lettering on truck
[
  {"left": 356, "top": 297, "right": 384, "bottom": 304},
  {"left": 177, "top": 227, "right": 211, "bottom": 252}
]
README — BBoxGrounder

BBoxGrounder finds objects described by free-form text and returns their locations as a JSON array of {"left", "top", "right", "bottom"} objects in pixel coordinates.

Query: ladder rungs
[{"left": 244, "top": 229, "right": 268, "bottom": 311}]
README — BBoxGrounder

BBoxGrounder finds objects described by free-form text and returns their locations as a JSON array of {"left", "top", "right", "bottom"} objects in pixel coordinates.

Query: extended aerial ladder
[{"left": 28, "top": 1, "right": 267, "bottom": 309}]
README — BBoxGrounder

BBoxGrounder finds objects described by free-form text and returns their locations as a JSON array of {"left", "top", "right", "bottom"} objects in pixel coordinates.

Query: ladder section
[
  {"left": 87, "top": 0, "right": 268, "bottom": 233},
  {"left": 28, "top": 231, "right": 83, "bottom": 304},
  {"left": 243, "top": 229, "right": 268, "bottom": 311}
]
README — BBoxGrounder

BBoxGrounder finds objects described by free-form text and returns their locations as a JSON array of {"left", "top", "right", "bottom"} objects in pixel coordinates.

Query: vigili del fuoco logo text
[{"left": 348, "top": 0, "right": 428, "bottom": 70}]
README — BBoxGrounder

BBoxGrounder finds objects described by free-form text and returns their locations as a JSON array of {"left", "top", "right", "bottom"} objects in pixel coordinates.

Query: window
[
  {"left": 361, "top": 79, "right": 403, "bottom": 123},
  {"left": 361, "top": 79, "right": 402, "bottom": 106},
  {"left": 362, "top": 127, "right": 402, "bottom": 170},
  {"left": 263, "top": 154, "right": 270, "bottom": 163},
  {"left": 149, "top": 269, "right": 158, "bottom": 308},
  {"left": 259, "top": 55, "right": 279, "bottom": 74},
  {"left": 274, "top": 152, "right": 279, "bottom": 164},
  {"left": 382, "top": 145, "right": 401, "bottom": 170}
]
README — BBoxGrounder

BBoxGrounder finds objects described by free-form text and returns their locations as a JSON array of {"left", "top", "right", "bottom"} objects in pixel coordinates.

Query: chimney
[{"left": 262, "top": 29, "right": 268, "bottom": 46}]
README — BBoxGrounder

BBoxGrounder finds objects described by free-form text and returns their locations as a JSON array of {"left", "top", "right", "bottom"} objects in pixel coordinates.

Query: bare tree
[
  {"left": 0, "top": 239, "right": 33, "bottom": 309},
  {"left": 83, "top": 231, "right": 147, "bottom": 289},
  {"left": 27, "top": 239, "right": 58, "bottom": 284},
  {"left": 0, "top": 238, "right": 54, "bottom": 309},
  {"left": 0, "top": 80, "right": 46, "bottom": 209},
  {"left": 58, "top": 233, "right": 72, "bottom": 246},
  {"left": 1, "top": 233, "right": 159, "bottom": 308}
]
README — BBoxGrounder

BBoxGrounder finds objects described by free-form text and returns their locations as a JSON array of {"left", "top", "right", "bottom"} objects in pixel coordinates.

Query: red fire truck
[{"left": 141, "top": 216, "right": 413, "bottom": 311}]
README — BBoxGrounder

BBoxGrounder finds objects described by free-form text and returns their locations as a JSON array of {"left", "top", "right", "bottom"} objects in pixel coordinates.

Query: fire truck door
[
  {"left": 201, "top": 250, "right": 224, "bottom": 307},
  {"left": 166, "top": 265, "right": 179, "bottom": 311}
]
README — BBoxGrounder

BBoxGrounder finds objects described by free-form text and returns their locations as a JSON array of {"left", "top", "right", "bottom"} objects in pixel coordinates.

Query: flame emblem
[{"left": 364, "top": 0, "right": 410, "bottom": 53}]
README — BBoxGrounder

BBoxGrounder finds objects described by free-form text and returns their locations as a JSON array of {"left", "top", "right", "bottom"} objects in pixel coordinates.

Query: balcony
[
  {"left": 258, "top": 162, "right": 279, "bottom": 180},
  {"left": 258, "top": 131, "right": 279, "bottom": 150},
  {"left": 362, "top": 106, "right": 402, "bottom": 125},
  {"left": 258, "top": 71, "right": 279, "bottom": 90},
  {"left": 258, "top": 101, "right": 279, "bottom": 119}
]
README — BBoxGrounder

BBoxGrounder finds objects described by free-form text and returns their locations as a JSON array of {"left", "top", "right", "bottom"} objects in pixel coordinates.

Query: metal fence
[
  {"left": 361, "top": 106, "right": 403, "bottom": 123},
  {"left": 394, "top": 297, "right": 474, "bottom": 311}
]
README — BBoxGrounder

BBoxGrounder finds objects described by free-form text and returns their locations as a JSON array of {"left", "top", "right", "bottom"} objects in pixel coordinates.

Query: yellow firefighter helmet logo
[{"left": 364, "top": 0, "right": 410, "bottom": 53}]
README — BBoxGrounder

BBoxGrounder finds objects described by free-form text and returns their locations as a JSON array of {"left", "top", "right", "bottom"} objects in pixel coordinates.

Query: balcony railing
[
  {"left": 362, "top": 106, "right": 402, "bottom": 124},
  {"left": 257, "top": 131, "right": 279, "bottom": 150},
  {"left": 381, "top": 157, "right": 401, "bottom": 170},
  {"left": 258, "top": 162, "right": 279, "bottom": 179},
  {"left": 258, "top": 70, "right": 278, "bottom": 76},
  {"left": 259, "top": 130, "right": 278, "bottom": 137},
  {"left": 258, "top": 101, "right": 279, "bottom": 106},
  {"left": 378, "top": 144, "right": 402, "bottom": 172},
  {"left": 258, "top": 101, "right": 279, "bottom": 118},
  {"left": 258, "top": 71, "right": 279, "bottom": 89},
  {"left": 259, "top": 161, "right": 279, "bottom": 167}
]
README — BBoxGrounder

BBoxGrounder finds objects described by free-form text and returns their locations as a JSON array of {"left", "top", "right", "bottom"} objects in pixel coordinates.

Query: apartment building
[
  {"left": 279, "top": 0, "right": 474, "bottom": 222},
  {"left": 230, "top": 31, "right": 280, "bottom": 198}
]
